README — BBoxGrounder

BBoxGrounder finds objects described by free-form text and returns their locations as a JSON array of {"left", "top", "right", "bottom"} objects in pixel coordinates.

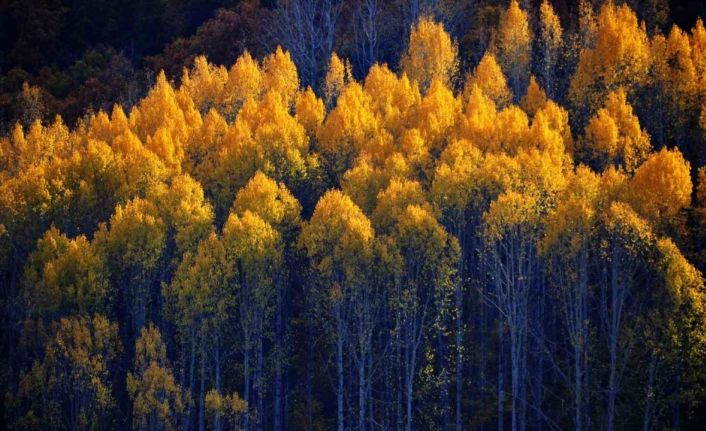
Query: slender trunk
[
  {"left": 256, "top": 334, "right": 264, "bottom": 431},
  {"left": 498, "top": 317, "right": 505, "bottom": 431},
  {"left": 607, "top": 244, "right": 620, "bottom": 431},
  {"left": 359, "top": 345, "right": 366, "bottom": 431},
  {"left": 199, "top": 341, "right": 206, "bottom": 431},
  {"left": 642, "top": 350, "right": 657, "bottom": 431},
  {"left": 274, "top": 292, "right": 283, "bottom": 431},
  {"left": 214, "top": 342, "right": 222, "bottom": 431},
  {"left": 306, "top": 314, "right": 314, "bottom": 431},
  {"left": 337, "top": 308, "right": 345, "bottom": 431},
  {"left": 243, "top": 347, "right": 251, "bottom": 431},
  {"left": 455, "top": 279, "right": 463, "bottom": 431}
]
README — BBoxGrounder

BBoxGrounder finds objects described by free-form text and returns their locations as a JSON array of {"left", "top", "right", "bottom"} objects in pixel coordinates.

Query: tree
[
  {"left": 93, "top": 197, "right": 166, "bottom": 338},
  {"left": 318, "top": 82, "right": 379, "bottom": 182},
  {"left": 223, "top": 210, "right": 283, "bottom": 431},
  {"left": 496, "top": 0, "right": 531, "bottom": 101},
  {"left": 598, "top": 202, "right": 655, "bottom": 431},
  {"left": 583, "top": 88, "right": 651, "bottom": 172},
  {"left": 324, "top": 52, "right": 351, "bottom": 109},
  {"left": 521, "top": 76, "right": 548, "bottom": 118},
  {"left": 569, "top": 2, "right": 651, "bottom": 115},
  {"left": 262, "top": 46, "right": 300, "bottom": 106},
  {"left": 11, "top": 315, "right": 120, "bottom": 431},
  {"left": 430, "top": 138, "right": 484, "bottom": 431},
  {"left": 484, "top": 189, "right": 541, "bottom": 431},
  {"left": 180, "top": 56, "right": 229, "bottom": 115},
  {"left": 538, "top": 0, "right": 563, "bottom": 98},
  {"left": 363, "top": 63, "right": 421, "bottom": 139},
  {"left": 401, "top": 17, "right": 458, "bottom": 92},
  {"left": 628, "top": 147, "right": 692, "bottom": 228},
  {"left": 232, "top": 171, "right": 301, "bottom": 431},
  {"left": 23, "top": 227, "right": 109, "bottom": 320},
  {"left": 463, "top": 52, "right": 512, "bottom": 108},
  {"left": 542, "top": 166, "right": 602, "bottom": 431},
  {"left": 298, "top": 190, "right": 374, "bottom": 431},
  {"left": 385, "top": 203, "right": 458, "bottom": 431},
  {"left": 165, "top": 232, "right": 230, "bottom": 431},
  {"left": 127, "top": 323, "right": 184, "bottom": 431},
  {"left": 226, "top": 50, "right": 263, "bottom": 113},
  {"left": 272, "top": 0, "right": 342, "bottom": 88}
]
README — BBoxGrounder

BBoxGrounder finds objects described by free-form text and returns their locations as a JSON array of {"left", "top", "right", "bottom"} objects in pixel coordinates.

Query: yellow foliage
[
  {"left": 394, "top": 204, "right": 453, "bottom": 267},
  {"left": 226, "top": 50, "right": 263, "bottom": 107},
  {"left": 496, "top": 0, "right": 531, "bottom": 97},
  {"left": 318, "top": 82, "right": 379, "bottom": 179},
  {"left": 628, "top": 147, "right": 692, "bottom": 224},
  {"left": 181, "top": 56, "right": 229, "bottom": 113},
  {"left": 570, "top": 1, "right": 651, "bottom": 110},
  {"left": 262, "top": 46, "right": 299, "bottom": 106},
  {"left": 431, "top": 139, "right": 483, "bottom": 219},
  {"left": 657, "top": 237, "right": 704, "bottom": 308},
  {"left": 233, "top": 171, "right": 302, "bottom": 236},
  {"left": 222, "top": 210, "right": 282, "bottom": 283},
  {"left": 521, "top": 76, "right": 548, "bottom": 117},
  {"left": 602, "top": 201, "right": 654, "bottom": 256},
  {"left": 298, "top": 190, "right": 374, "bottom": 281},
  {"left": 127, "top": 324, "right": 183, "bottom": 431},
  {"left": 484, "top": 189, "right": 539, "bottom": 242},
  {"left": 464, "top": 53, "right": 512, "bottom": 107},
  {"left": 147, "top": 174, "right": 214, "bottom": 255},
  {"left": 296, "top": 87, "right": 325, "bottom": 136},
  {"left": 542, "top": 165, "right": 601, "bottom": 254},
  {"left": 539, "top": 0, "right": 563, "bottom": 54},
  {"left": 401, "top": 16, "right": 458, "bottom": 92},
  {"left": 584, "top": 88, "right": 650, "bottom": 171},
  {"left": 324, "top": 52, "right": 351, "bottom": 106},
  {"left": 373, "top": 178, "right": 431, "bottom": 234},
  {"left": 412, "top": 79, "right": 459, "bottom": 153},
  {"left": 364, "top": 63, "right": 421, "bottom": 138},
  {"left": 24, "top": 227, "right": 108, "bottom": 317}
]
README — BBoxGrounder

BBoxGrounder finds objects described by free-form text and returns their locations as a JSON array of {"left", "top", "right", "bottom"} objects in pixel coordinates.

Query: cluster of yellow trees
[{"left": 2, "top": 1, "right": 706, "bottom": 430}]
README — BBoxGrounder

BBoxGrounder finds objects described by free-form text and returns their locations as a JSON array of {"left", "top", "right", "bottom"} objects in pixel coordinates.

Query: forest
[{"left": 2, "top": 0, "right": 706, "bottom": 430}]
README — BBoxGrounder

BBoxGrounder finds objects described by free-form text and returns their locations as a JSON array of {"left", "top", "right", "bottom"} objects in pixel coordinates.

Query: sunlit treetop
[
  {"left": 539, "top": 0, "right": 563, "bottom": 54},
  {"left": 431, "top": 139, "right": 484, "bottom": 221},
  {"left": 181, "top": 55, "right": 229, "bottom": 114},
  {"left": 401, "top": 16, "right": 458, "bottom": 92},
  {"left": 570, "top": 1, "right": 651, "bottom": 110},
  {"left": 147, "top": 174, "right": 214, "bottom": 255},
  {"left": 324, "top": 52, "right": 351, "bottom": 107},
  {"left": 298, "top": 189, "right": 374, "bottom": 281},
  {"left": 464, "top": 53, "right": 512, "bottom": 108},
  {"left": 542, "top": 165, "right": 601, "bottom": 254},
  {"left": 601, "top": 201, "right": 655, "bottom": 257},
  {"left": 318, "top": 82, "right": 379, "bottom": 179},
  {"left": 411, "top": 78, "right": 460, "bottom": 154},
  {"left": 628, "top": 147, "right": 692, "bottom": 226},
  {"left": 583, "top": 87, "right": 650, "bottom": 172},
  {"left": 521, "top": 76, "right": 548, "bottom": 117},
  {"left": 23, "top": 227, "right": 109, "bottom": 318},
  {"left": 392, "top": 204, "right": 456, "bottom": 271},
  {"left": 496, "top": 0, "right": 531, "bottom": 99},
  {"left": 364, "top": 63, "right": 421, "bottom": 138},
  {"left": 222, "top": 210, "right": 282, "bottom": 281},
  {"left": 226, "top": 50, "right": 263, "bottom": 107},
  {"left": 296, "top": 87, "right": 325, "bottom": 137},
  {"left": 483, "top": 189, "right": 540, "bottom": 243},
  {"left": 262, "top": 46, "right": 300, "bottom": 106},
  {"left": 233, "top": 171, "right": 302, "bottom": 237},
  {"left": 657, "top": 237, "right": 705, "bottom": 309},
  {"left": 373, "top": 178, "right": 432, "bottom": 234}
]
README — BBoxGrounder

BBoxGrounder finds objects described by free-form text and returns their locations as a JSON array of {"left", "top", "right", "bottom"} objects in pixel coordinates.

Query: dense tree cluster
[{"left": 2, "top": 1, "right": 706, "bottom": 430}]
